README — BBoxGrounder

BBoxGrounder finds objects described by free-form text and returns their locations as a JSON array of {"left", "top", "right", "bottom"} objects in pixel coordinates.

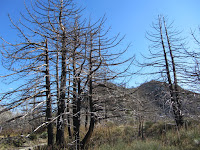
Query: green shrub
[
  {"left": 106, "top": 121, "right": 115, "bottom": 128},
  {"left": 130, "top": 140, "right": 179, "bottom": 150},
  {"left": 0, "top": 136, "right": 26, "bottom": 147},
  {"left": 33, "top": 145, "right": 52, "bottom": 150},
  {"left": 127, "top": 119, "right": 135, "bottom": 126},
  {"left": 145, "top": 121, "right": 177, "bottom": 138},
  {"left": 123, "top": 126, "right": 136, "bottom": 143},
  {"left": 164, "top": 124, "right": 200, "bottom": 150},
  {"left": 13, "top": 138, "right": 25, "bottom": 147},
  {"left": 40, "top": 132, "right": 48, "bottom": 139},
  {"left": 98, "top": 140, "right": 179, "bottom": 150},
  {"left": 144, "top": 121, "right": 154, "bottom": 131},
  {"left": 98, "top": 140, "right": 127, "bottom": 150},
  {"left": 28, "top": 134, "right": 37, "bottom": 140}
]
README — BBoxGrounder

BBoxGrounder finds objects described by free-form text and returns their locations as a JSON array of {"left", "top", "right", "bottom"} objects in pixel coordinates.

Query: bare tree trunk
[
  {"left": 159, "top": 19, "right": 178, "bottom": 126},
  {"left": 76, "top": 79, "right": 81, "bottom": 149},
  {"left": 163, "top": 17, "right": 184, "bottom": 127},
  {"left": 72, "top": 47, "right": 81, "bottom": 149},
  {"left": 159, "top": 17, "right": 174, "bottom": 96},
  {"left": 81, "top": 77, "right": 95, "bottom": 149},
  {"left": 158, "top": 16, "right": 184, "bottom": 127},
  {"left": 56, "top": 31, "right": 67, "bottom": 147},
  {"left": 138, "top": 115, "right": 144, "bottom": 139},
  {"left": 56, "top": 34, "right": 60, "bottom": 107},
  {"left": 81, "top": 36, "right": 95, "bottom": 149},
  {"left": 67, "top": 65, "right": 72, "bottom": 138},
  {"left": 56, "top": 1, "right": 67, "bottom": 146},
  {"left": 138, "top": 116, "right": 141, "bottom": 137},
  {"left": 85, "top": 108, "right": 88, "bottom": 129},
  {"left": 45, "top": 39, "right": 54, "bottom": 147}
]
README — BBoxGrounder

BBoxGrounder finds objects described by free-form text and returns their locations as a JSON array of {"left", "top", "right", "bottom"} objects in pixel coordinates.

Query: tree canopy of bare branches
[{"left": 0, "top": 0, "right": 134, "bottom": 149}]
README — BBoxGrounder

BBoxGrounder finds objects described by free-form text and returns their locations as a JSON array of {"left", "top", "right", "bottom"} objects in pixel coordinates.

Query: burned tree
[
  {"left": 1, "top": 0, "right": 134, "bottom": 149},
  {"left": 0, "top": 37, "right": 54, "bottom": 147},
  {"left": 143, "top": 15, "right": 184, "bottom": 127}
]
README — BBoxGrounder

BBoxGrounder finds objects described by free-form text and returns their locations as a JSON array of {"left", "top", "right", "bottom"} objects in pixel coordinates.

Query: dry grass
[
  {"left": 87, "top": 120, "right": 200, "bottom": 150},
  {"left": 0, "top": 120, "right": 200, "bottom": 150}
]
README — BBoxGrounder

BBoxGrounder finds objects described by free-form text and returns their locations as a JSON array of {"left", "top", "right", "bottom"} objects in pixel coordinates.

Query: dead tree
[
  {"left": 184, "top": 29, "right": 200, "bottom": 91},
  {"left": 1, "top": 1, "right": 135, "bottom": 149},
  {"left": 0, "top": 37, "right": 54, "bottom": 147},
  {"left": 163, "top": 17, "right": 183, "bottom": 126},
  {"left": 143, "top": 15, "right": 185, "bottom": 127},
  {"left": 44, "top": 39, "right": 54, "bottom": 147},
  {"left": 56, "top": 2, "right": 67, "bottom": 145}
]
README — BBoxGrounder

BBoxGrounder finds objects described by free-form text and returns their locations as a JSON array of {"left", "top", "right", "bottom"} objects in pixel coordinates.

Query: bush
[
  {"left": 40, "top": 132, "right": 48, "bottom": 139},
  {"left": 0, "top": 136, "right": 26, "bottom": 147},
  {"left": 127, "top": 119, "right": 135, "bottom": 126},
  {"left": 145, "top": 121, "right": 177, "bottom": 138},
  {"left": 164, "top": 123, "right": 200, "bottom": 150},
  {"left": 13, "top": 137, "right": 25, "bottom": 147},
  {"left": 28, "top": 134, "right": 37, "bottom": 140},
  {"left": 98, "top": 140, "right": 179, "bottom": 150},
  {"left": 130, "top": 140, "right": 179, "bottom": 150},
  {"left": 98, "top": 140, "right": 126, "bottom": 150},
  {"left": 144, "top": 121, "right": 154, "bottom": 131},
  {"left": 123, "top": 126, "right": 136, "bottom": 143},
  {"left": 106, "top": 121, "right": 115, "bottom": 128}
]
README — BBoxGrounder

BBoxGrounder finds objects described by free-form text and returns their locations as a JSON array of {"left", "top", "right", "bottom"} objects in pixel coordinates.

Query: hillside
[
  {"left": 135, "top": 80, "right": 200, "bottom": 118},
  {"left": 95, "top": 80, "right": 200, "bottom": 123}
]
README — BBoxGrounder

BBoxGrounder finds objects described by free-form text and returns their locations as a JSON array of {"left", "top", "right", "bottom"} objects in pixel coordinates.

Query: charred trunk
[
  {"left": 163, "top": 17, "right": 184, "bottom": 127},
  {"left": 56, "top": 32, "right": 67, "bottom": 147},
  {"left": 45, "top": 39, "right": 54, "bottom": 147}
]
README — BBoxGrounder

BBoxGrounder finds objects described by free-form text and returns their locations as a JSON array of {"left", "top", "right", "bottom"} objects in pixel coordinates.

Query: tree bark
[
  {"left": 67, "top": 65, "right": 72, "bottom": 138},
  {"left": 72, "top": 47, "right": 81, "bottom": 149},
  {"left": 81, "top": 76, "right": 95, "bottom": 149},
  {"left": 56, "top": 31, "right": 67, "bottom": 147},
  {"left": 45, "top": 39, "right": 54, "bottom": 147},
  {"left": 163, "top": 17, "right": 184, "bottom": 127},
  {"left": 81, "top": 35, "right": 95, "bottom": 149}
]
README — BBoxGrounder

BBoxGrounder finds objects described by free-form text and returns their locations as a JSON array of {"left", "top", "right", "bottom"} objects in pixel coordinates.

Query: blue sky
[
  {"left": 78, "top": 0, "right": 200, "bottom": 51},
  {"left": 0, "top": 0, "right": 200, "bottom": 90}
]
